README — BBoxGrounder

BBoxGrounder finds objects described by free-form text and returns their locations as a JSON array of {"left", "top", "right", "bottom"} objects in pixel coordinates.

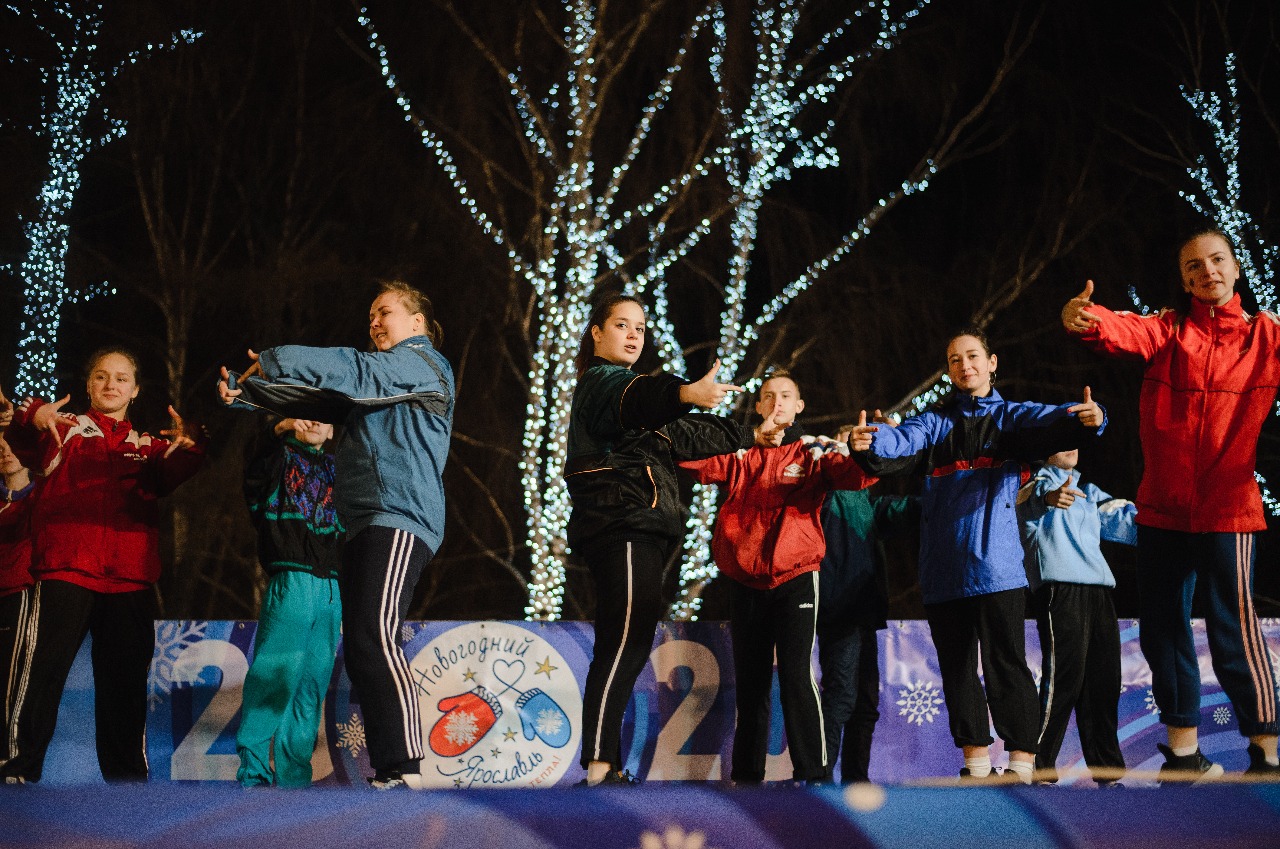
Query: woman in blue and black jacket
[
  {"left": 219, "top": 280, "right": 452, "bottom": 789},
  {"left": 850, "top": 329, "right": 1105, "bottom": 784},
  {"left": 566, "top": 293, "right": 768, "bottom": 786}
]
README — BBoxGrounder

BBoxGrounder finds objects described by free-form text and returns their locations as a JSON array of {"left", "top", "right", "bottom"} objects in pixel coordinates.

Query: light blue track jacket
[
  {"left": 1016, "top": 463, "right": 1136, "bottom": 591},
  {"left": 231, "top": 337, "right": 454, "bottom": 551}
]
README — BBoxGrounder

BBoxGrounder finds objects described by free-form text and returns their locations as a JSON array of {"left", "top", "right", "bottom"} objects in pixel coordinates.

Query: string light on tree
[
  {"left": 673, "top": 0, "right": 935, "bottom": 618},
  {"left": 358, "top": 1, "right": 937, "bottom": 620},
  {"left": 2, "top": 1, "right": 199, "bottom": 398},
  {"left": 1179, "top": 54, "right": 1277, "bottom": 310}
]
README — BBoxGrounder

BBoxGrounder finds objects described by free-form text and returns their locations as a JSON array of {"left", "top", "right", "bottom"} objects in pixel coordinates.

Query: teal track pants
[{"left": 236, "top": 572, "right": 341, "bottom": 787}]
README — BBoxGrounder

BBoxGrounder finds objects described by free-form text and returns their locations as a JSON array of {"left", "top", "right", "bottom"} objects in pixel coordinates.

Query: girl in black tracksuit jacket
[{"left": 566, "top": 294, "right": 755, "bottom": 785}]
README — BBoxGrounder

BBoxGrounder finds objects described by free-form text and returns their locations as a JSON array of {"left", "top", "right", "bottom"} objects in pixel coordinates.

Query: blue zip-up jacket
[
  {"left": 225, "top": 336, "right": 453, "bottom": 551},
  {"left": 852, "top": 389, "right": 1105, "bottom": 605},
  {"left": 1016, "top": 464, "right": 1136, "bottom": 591}
]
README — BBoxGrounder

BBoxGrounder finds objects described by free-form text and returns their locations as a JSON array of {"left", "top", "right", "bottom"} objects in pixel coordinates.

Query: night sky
[{"left": 0, "top": 0, "right": 1277, "bottom": 621}]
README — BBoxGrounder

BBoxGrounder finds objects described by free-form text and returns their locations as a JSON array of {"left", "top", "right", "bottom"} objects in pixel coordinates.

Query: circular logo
[{"left": 409, "top": 622, "right": 581, "bottom": 788}]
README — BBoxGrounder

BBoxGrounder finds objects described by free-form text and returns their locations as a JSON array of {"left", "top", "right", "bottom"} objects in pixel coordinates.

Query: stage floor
[{"left": 5, "top": 782, "right": 1280, "bottom": 849}]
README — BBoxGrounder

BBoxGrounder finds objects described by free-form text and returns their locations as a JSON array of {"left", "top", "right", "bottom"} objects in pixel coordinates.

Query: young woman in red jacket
[
  {"left": 1063, "top": 229, "right": 1280, "bottom": 781},
  {"left": 0, "top": 348, "right": 205, "bottom": 783}
]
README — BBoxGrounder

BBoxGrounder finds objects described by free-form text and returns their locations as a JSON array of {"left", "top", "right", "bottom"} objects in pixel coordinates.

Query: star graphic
[
  {"left": 535, "top": 656, "right": 558, "bottom": 677},
  {"left": 454, "top": 778, "right": 463, "bottom": 788},
  {"left": 491, "top": 747, "right": 502, "bottom": 757},
  {"left": 462, "top": 667, "right": 477, "bottom": 682},
  {"left": 503, "top": 728, "right": 517, "bottom": 741}
]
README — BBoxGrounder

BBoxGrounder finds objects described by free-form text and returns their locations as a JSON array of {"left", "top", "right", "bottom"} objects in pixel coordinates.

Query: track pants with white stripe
[
  {"left": 1137, "top": 527, "right": 1279, "bottom": 735},
  {"left": 341, "top": 526, "right": 432, "bottom": 773},
  {"left": 0, "top": 580, "right": 155, "bottom": 782},
  {"left": 1032, "top": 582, "right": 1124, "bottom": 780},
  {"left": 729, "top": 573, "right": 827, "bottom": 783},
  {"left": 580, "top": 538, "right": 672, "bottom": 770},
  {"left": 1, "top": 587, "right": 33, "bottom": 764}
]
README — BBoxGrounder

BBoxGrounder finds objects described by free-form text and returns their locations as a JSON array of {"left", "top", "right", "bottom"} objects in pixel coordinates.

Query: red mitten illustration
[{"left": 428, "top": 685, "right": 502, "bottom": 757}]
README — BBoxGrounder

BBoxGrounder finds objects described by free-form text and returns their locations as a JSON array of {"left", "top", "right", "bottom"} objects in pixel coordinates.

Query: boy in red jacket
[{"left": 680, "top": 371, "right": 875, "bottom": 784}]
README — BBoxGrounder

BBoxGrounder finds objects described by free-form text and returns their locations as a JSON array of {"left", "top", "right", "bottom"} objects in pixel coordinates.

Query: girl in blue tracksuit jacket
[
  {"left": 219, "top": 281, "right": 453, "bottom": 789},
  {"left": 1018, "top": 449, "right": 1136, "bottom": 785},
  {"left": 851, "top": 329, "right": 1105, "bottom": 783}
]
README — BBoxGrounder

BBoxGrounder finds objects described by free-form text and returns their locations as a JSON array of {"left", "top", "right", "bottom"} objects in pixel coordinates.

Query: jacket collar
[
  {"left": 1188, "top": 292, "right": 1244, "bottom": 324},
  {"left": 86, "top": 407, "right": 131, "bottom": 433},
  {"left": 947, "top": 387, "right": 1004, "bottom": 411},
  {"left": 589, "top": 355, "right": 630, "bottom": 371},
  {"left": 391, "top": 335, "right": 432, "bottom": 351}
]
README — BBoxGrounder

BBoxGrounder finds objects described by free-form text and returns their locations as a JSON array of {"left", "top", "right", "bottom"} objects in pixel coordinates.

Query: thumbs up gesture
[
  {"left": 847, "top": 409, "right": 879, "bottom": 452},
  {"left": 678, "top": 359, "right": 743, "bottom": 409},
  {"left": 1067, "top": 385, "right": 1104, "bottom": 428},
  {"left": 1044, "top": 472, "right": 1085, "bottom": 509},
  {"left": 1061, "top": 280, "right": 1100, "bottom": 334}
]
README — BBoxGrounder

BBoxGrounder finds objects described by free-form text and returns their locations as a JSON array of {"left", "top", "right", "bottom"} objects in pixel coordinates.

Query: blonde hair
[{"left": 378, "top": 280, "right": 443, "bottom": 346}]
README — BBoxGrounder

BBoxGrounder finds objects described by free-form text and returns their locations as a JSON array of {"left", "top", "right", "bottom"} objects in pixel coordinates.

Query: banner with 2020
[{"left": 142, "top": 618, "right": 1279, "bottom": 786}]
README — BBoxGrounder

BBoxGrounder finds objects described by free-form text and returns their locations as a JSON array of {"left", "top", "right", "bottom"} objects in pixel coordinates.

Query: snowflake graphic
[
  {"left": 1214, "top": 706, "right": 1232, "bottom": 726},
  {"left": 1144, "top": 689, "right": 1160, "bottom": 715},
  {"left": 400, "top": 623, "right": 418, "bottom": 643},
  {"left": 636, "top": 825, "right": 717, "bottom": 849},
  {"left": 148, "top": 620, "right": 209, "bottom": 708},
  {"left": 536, "top": 708, "right": 564, "bottom": 737},
  {"left": 896, "top": 680, "right": 943, "bottom": 726},
  {"left": 445, "top": 711, "right": 481, "bottom": 746},
  {"left": 337, "top": 712, "right": 367, "bottom": 756}
]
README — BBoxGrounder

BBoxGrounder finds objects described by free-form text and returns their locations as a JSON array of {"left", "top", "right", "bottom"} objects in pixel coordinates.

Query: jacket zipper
[{"left": 1194, "top": 306, "right": 1216, "bottom": 528}]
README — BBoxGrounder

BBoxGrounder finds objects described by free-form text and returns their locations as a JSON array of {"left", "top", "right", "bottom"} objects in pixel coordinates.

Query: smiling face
[
  {"left": 369, "top": 291, "right": 425, "bottom": 352},
  {"left": 946, "top": 334, "right": 996, "bottom": 397},
  {"left": 87, "top": 352, "right": 140, "bottom": 420},
  {"left": 755, "top": 375, "right": 804, "bottom": 427},
  {"left": 590, "top": 300, "right": 646, "bottom": 367},
  {"left": 1180, "top": 233, "right": 1240, "bottom": 307}
]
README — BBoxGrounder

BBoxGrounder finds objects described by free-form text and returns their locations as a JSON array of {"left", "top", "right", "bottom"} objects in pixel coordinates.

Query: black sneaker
[
  {"left": 959, "top": 767, "right": 1004, "bottom": 784},
  {"left": 1156, "top": 744, "right": 1223, "bottom": 784},
  {"left": 369, "top": 771, "right": 426, "bottom": 790},
  {"left": 1245, "top": 744, "right": 1280, "bottom": 779},
  {"left": 600, "top": 769, "right": 641, "bottom": 786}
]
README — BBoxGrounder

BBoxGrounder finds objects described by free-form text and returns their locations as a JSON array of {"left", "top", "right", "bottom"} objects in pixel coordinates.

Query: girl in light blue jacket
[{"left": 220, "top": 281, "right": 453, "bottom": 789}]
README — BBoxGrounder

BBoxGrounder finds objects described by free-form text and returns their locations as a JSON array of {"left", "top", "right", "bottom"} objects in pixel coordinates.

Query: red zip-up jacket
[
  {"left": 680, "top": 440, "right": 876, "bottom": 590},
  {"left": 0, "top": 480, "right": 35, "bottom": 598},
  {"left": 1078, "top": 293, "right": 1280, "bottom": 532},
  {"left": 6, "top": 401, "right": 206, "bottom": 592}
]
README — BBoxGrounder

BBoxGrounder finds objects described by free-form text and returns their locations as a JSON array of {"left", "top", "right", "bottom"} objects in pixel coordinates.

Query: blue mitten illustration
[{"left": 514, "top": 687, "right": 571, "bottom": 748}]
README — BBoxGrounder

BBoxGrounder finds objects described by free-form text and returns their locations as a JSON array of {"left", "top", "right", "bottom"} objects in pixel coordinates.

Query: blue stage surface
[{"left": 5, "top": 783, "right": 1280, "bottom": 849}]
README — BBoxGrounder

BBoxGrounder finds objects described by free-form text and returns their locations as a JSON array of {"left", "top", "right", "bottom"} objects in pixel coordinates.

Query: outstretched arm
[{"left": 1062, "top": 279, "right": 1173, "bottom": 361}]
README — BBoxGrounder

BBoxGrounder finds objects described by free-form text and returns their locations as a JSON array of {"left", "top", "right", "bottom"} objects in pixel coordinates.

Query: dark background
[{"left": 1, "top": 0, "right": 1277, "bottom": 622}]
